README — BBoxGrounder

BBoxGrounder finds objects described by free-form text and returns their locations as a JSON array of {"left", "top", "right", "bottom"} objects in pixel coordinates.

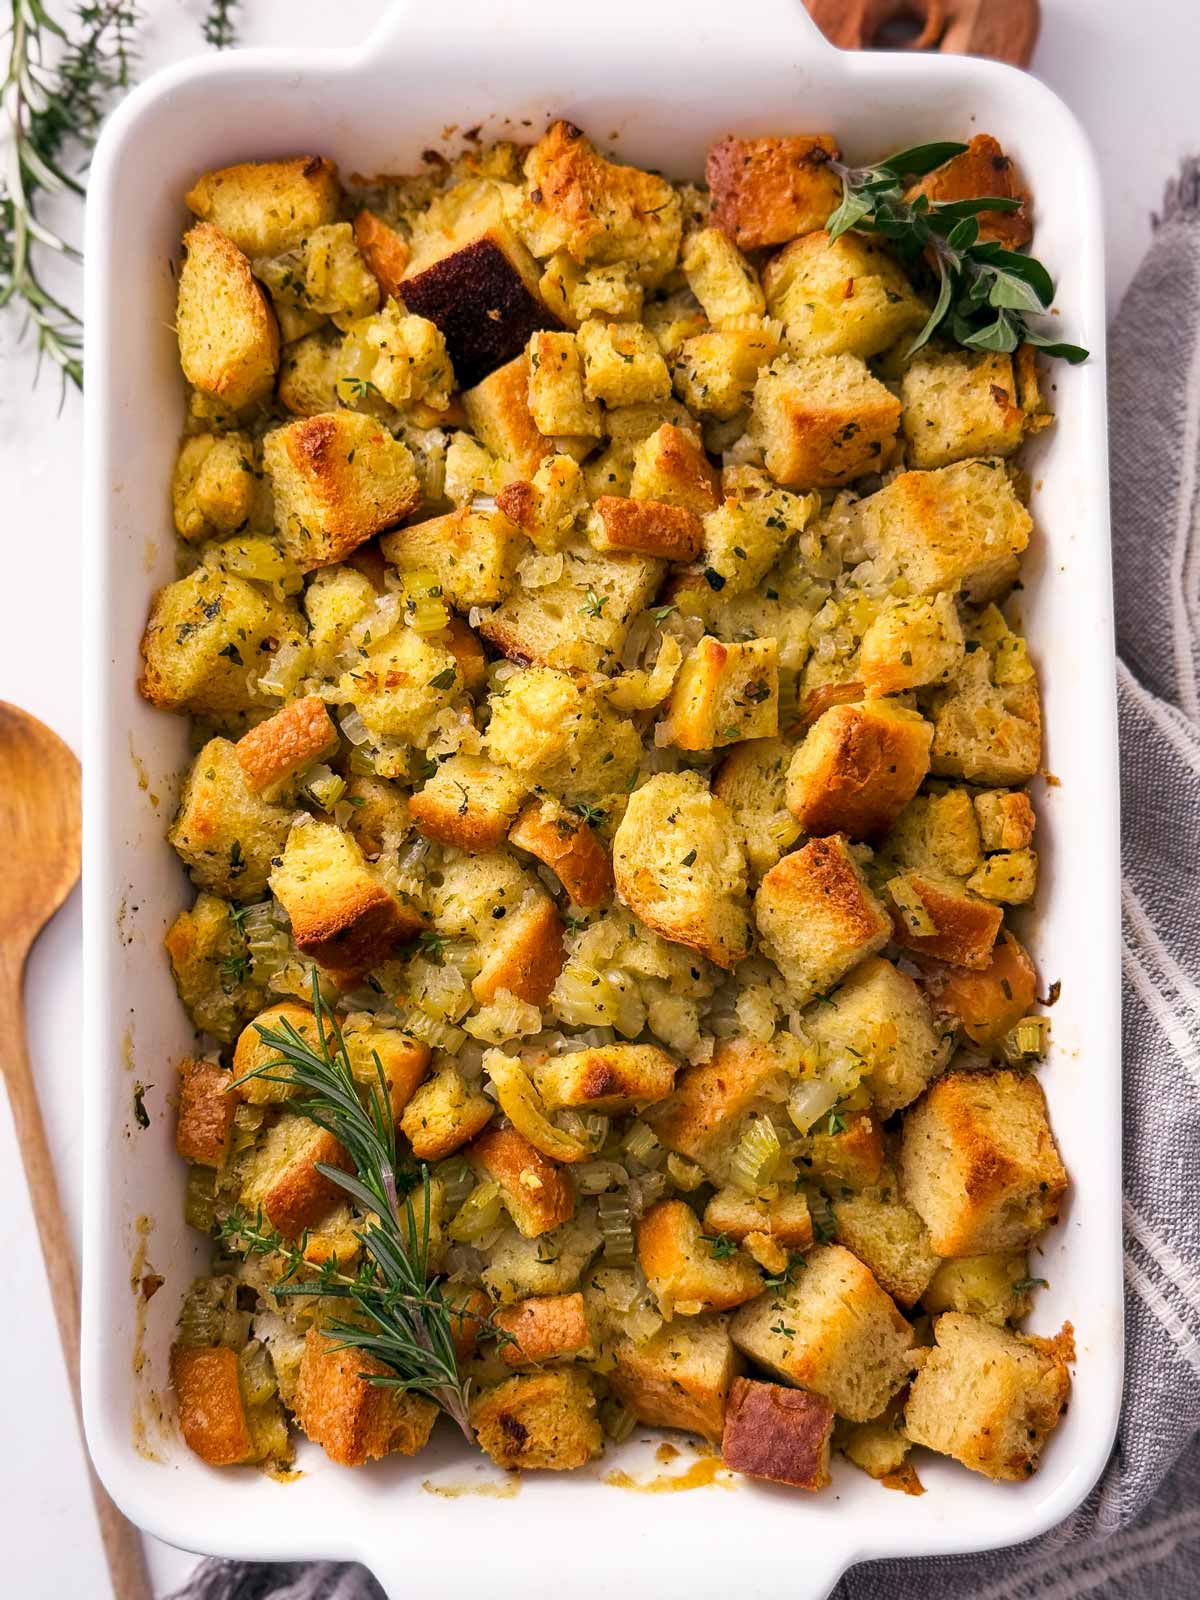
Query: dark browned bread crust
[{"left": 721, "top": 1376, "right": 834, "bottom": 1489}]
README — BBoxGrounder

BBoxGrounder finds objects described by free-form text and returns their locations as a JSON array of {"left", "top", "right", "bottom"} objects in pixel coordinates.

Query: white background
[{"left": 0, "top": 1, "right": 1193, "bottom": 1594}]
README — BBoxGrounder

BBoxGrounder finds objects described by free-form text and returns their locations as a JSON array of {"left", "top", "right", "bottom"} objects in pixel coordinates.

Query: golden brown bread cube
[
  {"left": 494, "top": 1292, "right": 592, "bottom": 1366},
  {"left": 533, "top": 1043, "right": 676, "bottom": 1115},
  {"left": 629, "top": 423, "right": 720, "bottom": 515},
  {"left": 750, "top": 354, "right": 901, "bottom": 488},
  {"left": 508, "top": 798, "right": 613, "bottom": 910},
  {"left": 462, "top": 354, "right": 555, "bottom": 477},
  {"left": 270, "top": 818, "right": 423, "bottom": 988},
  {"left": 974, "top": 788, "right": 1036, "bottom": 852},
  {"left": 703, "top": 1186, "right": 813, "bottom": 1252},
  {"left": 400, "top": 1067, "right": 495, "bottom": 1160},
  {"left": 177, "top": 223, "right": 279, "bottom": 408},
  {"left": 408, "top": 755, "right": 529, "bottom": 853},
  {"left": 171, "top": 432, "right": 262, "bottom": 542},
  {"left": 494, "top": 455, "right": 587, "bottom": 553},
  {"left": 471, "top": 890, "right": 564, "bottom": 1008},
  {"left": 139, "top": 567, "right": 287, "bottom": 719},
  {"left": 485, "top": 667, "right": 642, "bottom": 803},
  {"left": 175, "top": 1058, "right": 237, "bottom": 1167},
  {"left": 920, "top": 929, "right": 1039, "bottom": 1048},
  {"left": 168, "top": 737, "right": 293, "bottom": 901},
  {"left": 646, "top": 1037, "right": 784, "bottom": 1182},
  {"left": 164, "top": 892, "right": 258, "bottom": 1043},
  {"left": 730, "top": 1244, "right": 914, "bottom": 1422},
  {"left": 764, "top": 229, "right": 928, "bottom": 360},
  {"left": 721, "top": 1378, "right": 834, "bottom": 1490},
  {"left": 786, "top": 701, "right": 932, "bottom": 843},
  {"left": 898, "top": 1069, "right": 1067, "bottom": 1256},
  {"left": 587, "top": 495, "right": 704, "bottom": 563},
  {"left": 470, "top": 1125, "right": 575, "bottom": 1239},
  {"left": 171, "top": 1345, "right": 258, "bottom": 1467},
  {"left": 922, "top": 1252, "right": 1037, "bottom": 1326},
  {"left": 754, "top": 837, "right": 891, "bottom": 1006},
  {"left": 930, "top": 650, "right": 1042, "bottom": 786},
  {"left": 612, "top": 770, "right": 751, "bottom": 970},
  {"left": 795, "top": 1109, "right": 886, "bottom": 1191},
  {"left": 577, "top": 318, "right": 671, "bottom": 407},
  {"left": 832, "top": 1168, "right": 941, "bottom": 1308},
  {"left": 885, "top": 787, "right": 983, "bottom": 880},
  {"left": 238, "top": 1112, "right": 350, "bottom": 1240},
  {"left": 263, "top": 412, "right": 422, "bottom": 572},
  {"left": 234, "top": 695, "right": 338, "bottom": 799},
  {"left": 712, "top": 737, "right": 801, "bottom": 880},
  {"left": 294, "top": 1328, "right": 437, "bottom": 1467},
  {"left": 967, "top": 847, "right": 1038, "bottom": 905},
  {"left": 185, "top": 156, "right": 341, "bottom": 257},
  {"left": 859, "top": 592, "right": 965, "bottom": 697},
  {"left": 381, "top": 506, "right": 522, "bottom": 609},
  {"left": 637, "top": 1198, "right": 762, "bottom": 1317},
  {"left": 234, "top": 1003, "right": 429, "bottom": 1118},
  {"left": 471, "top": 1369, "right": 602, "bottom": 1470},
  {"left": 527, "top": 329, "right": 603, "bottom": 438},
  {"left": 706, "top": 134, "right": 841, "bottom": 251},
  {"left": 608, "top": 1314, "right": 742, "bottom": 1444},
  {"left": 887, "top": 871, "right": 1003, "bottom": 970},
  {"left": 900, "top": 348, "right": 1028, "bottom": 470},
  {"left": 353, "top": 208, "right": 410, "bottom": 301},
  {"left": 660, "top": 635, "right": 780, "bottom": 751},
  {"left": 681, "top": 226, "right": 765, "bottom": 325},
  {"left": 905, "top": 135, "right": 1033, "bottom": 250},
  {"left": 673, "top": 324, "right": 783, "bottom": 421},
  {"left": 904, "top": 1313, "right": 1072, "bottom": 1480}
]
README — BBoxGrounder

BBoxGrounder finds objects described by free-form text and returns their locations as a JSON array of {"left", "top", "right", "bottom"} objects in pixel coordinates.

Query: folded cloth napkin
[{"left": 170, "top": 161, "right": 1200, "bottom": 1600}]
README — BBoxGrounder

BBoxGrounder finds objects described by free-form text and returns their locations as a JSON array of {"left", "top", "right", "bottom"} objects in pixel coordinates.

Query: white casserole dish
[{"left": 80, "top": 4, "right": 1122, "bottom": 1594}]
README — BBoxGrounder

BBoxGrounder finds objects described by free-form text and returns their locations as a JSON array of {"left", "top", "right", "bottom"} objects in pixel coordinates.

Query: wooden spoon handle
[{"left": 0, "top": 949, "right": 153, "bottom": 1600}]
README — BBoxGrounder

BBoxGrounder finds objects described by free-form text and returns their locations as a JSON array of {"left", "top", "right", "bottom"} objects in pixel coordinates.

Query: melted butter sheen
[{"left": 604, "top": 1456, "right": 734, "bottom": 1493}]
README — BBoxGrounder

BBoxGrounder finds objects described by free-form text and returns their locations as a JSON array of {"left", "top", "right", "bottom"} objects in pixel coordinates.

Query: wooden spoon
[
  {"left": 803, "top": 0, "right": 1041, "bottom": 67},
  {"left": 0, "top": 703, "right": 152, "bottom": 1600}
]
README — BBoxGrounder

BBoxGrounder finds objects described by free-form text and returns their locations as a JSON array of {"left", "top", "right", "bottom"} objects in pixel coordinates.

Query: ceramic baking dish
[{"left": 80, "top": 3, "right": 1122, "bottom": 1594}]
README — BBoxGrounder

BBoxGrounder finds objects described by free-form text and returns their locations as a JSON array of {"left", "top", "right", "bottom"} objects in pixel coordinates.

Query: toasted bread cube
[
  {"left": 483, "top": 1215, "right": 602, "bottom": 1305},
  {"left": 888, "top": 872, "right": 1003, "bottom": 970},
  {"left": 539, "top": 253, "right": 645, "bottom": 326},
  {"left": 522, "top": 121, "right": 681, "bottom": 286},
  {"left": 673, "top": 325, "right": 782, "bottom": 420},
  {"left": 722, "top": 1378, "right": 834, "bottom": 1490},
  {"left": 263, "top": 412, "right": 420, "bottom": 571},
  {"left": 906, "top": 135, "right": 1032, "bottom": 250},
  {"left": 480, "top": 542, "right": 664, "bottom": 674},
  {"left": 796, "top": 1110, "right": 885, "bottom": 1191},
  {"left": 270, "top": 818, "right": 422, "bottom": 987},
  {"left": 171, "top": 432, "right": 261, "bottom": 542},
  {"left": 336, "top": 303, "right": 454, "bottom": 413},
  {"left": 713, "top": 737, "right": 801, "bottom": 879},
  {"left": 921, "top": 930, "right": 1039, "bottom": 1048},
  {"left": 235, "top": 696, "right": 337, "bottom": 799},
  {"left": 681, "top": 227, "right": 766, "bottom": 324},
  {"left": 494, "top": 455, "right": 587, "bottom": 554},
  {"left": 353, "top": 208, "right": 410, "bottom": 299},
  {"left": 289, "top": 221, "right": 381, "bottom": 326},
  {"left": 750, "top": 354, "right": 901, "bottom": 489},
  {"left": 613, "top": 771, "right": 750, "bottom": 969},
  {"left": 168, "top": 737, "right": 293, "bottom": 901},
  {"left": 462, "top": 354, "right": 555, "bottom": 477},
  {"left": 401, "top": 1067, "right": 495, "bottom": 1160},
  {"left": 755, "top": 837, "right": 890, "bottom": 1005},
  {"left": 508, "top": 798, "right": 612, "bottom": 910},
  {"left": 808, "top": 956, "right": 949, "bottom": 1120},
  {"left": 588, "top": 495, "right": 704, "bottom": 562},
  {"left": 764, "top": 230, "right": 927, "bottom": 360},
  {"left": 470, "top": 1125, "right": 575, "bottom": 1238},
  {"left": 277, "top": 328, "right": 341, "bottom": 415},
  {"left": 472, "top": 1369, "right": 602, "bottom": 1470},
  {"left": 239, "top": 1112, "right": 350, "bottom": 1239},
  {"left": 337, "top": 625, "right": 461, "bottom": 747},
  {"left": 647, "top": 1038, "right": 784, "bottom": 1181},
  {"left": 234, "top": 1004, "right": 429, "bottom": 1117},
  {"left": 900, "top": 348, "right": 1028, "bottom": 470},
  {"left": 440, "top": 616, "right": 487, "bottom": 695},
  {"left": 975, "top": 789, "right": 1036, "bottom": 852},
  {"left": 177, "top": 223, "right": 278, "bottom": 408},
  {"left": 923, "top": 1253, "right": 1036, "bottom": 1326},
  {"left": 707, "top": 134, "right": 841, "bottom": 251},
  {"left": 165, "top": 893, "right": 258, "bottom": 1043},
  {"left": 409, "top": 754, "right": 528, "bottom": 852},
  {"left": 967, "top": 848, "right": 1038, "bottom": 905},
  {"left": 294, "top": 1328, "right": 437, "bottom": 1466},
  {"left": 527, "top": 330, "right": 602, "bottom": 437},
  {"left": 171, "top": 1346, "right": 258, "bottom": 1466},
  {"left": 858, "top": 460, "right": 1032, "bottom": 603},
  {"left": 698, "top": 466, "right": 816, "bottom": 596},
  {"left": 833, "top": 1168, "right": 940, "bottom": 1307},
  {"left": 533, "top": 1043, "right": 676, "bottom": 1115},
  {"left": 899, "top": 1070, "right": 1067, "bottom": 1256},
  {"left": 472, "top": 890, "right": 564, "bottom": 1007},
  {"left": 661, "top": 636, "right": 780, "bottom": 751},
  {"left": 175, "top": 1058, "right": 236, "bottom": 1167},
  {"left": 860, "top": 592, "right": 965, "bottom": 697},
  {"left": 887, "top": 787, "right": 983, "bottom": 880},
  {"left": 185, "top": 156, "right": 340, "bottom": 257},
  {"left": 578, "top": 318, "right": 671, "bottom": 407},
  {"left": 139, "top": 567, "right": 283, "bottom": 719},
  {"left": 786, "top": 701, "right": 932, "bottom": 842},
  {"left": 485, "top": 667, "right": 642, "bottom": 803},
  {"left": 730, "top": 1244, "right": 914, "bottom": 1421},
  {"left": 400, "top": 182, "right": 556, "bottom": 389},
  {"left": 495, "top": 1292, "right": 592, "bottom": 1366},
  {"left": 930, "top": 651, "right": 1042, "bottom": 786},
  {"left": 609, "top": 1315, "right": 740, "bottom": 1444},
  {"left": 637, "top": 1199, "right": 762, "bottom": 1317},
  {"left": 629, "top": 422, "right": 720, "bottom": 515},
  {"left": 905, "top": 1313, "right": 1071, "bottom": 1480},
  {"left": 703, "top": 1186, "right": 813, "bottom": 1252}
]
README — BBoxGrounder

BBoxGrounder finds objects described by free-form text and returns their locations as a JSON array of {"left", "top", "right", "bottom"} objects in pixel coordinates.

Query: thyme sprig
[
  {"left": 826, "top": 141, "right": 1088, "bottom": 365},
  {"left": 1, "top": 0, "right": 140, "bottom": 391},
  {"left": 228, "top": 971, "right": 500, "bottom": 1439},
  {"left": 203, "top": 0, "right": 238, "bottom": 50}
]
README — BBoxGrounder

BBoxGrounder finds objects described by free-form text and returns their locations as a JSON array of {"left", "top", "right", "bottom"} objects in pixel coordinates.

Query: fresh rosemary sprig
[
  {"left": 826, "top": 141, "right": 1088, "bottom": 365},
  {"left": 203, "top": 0, "right": 238, "bottom": 49},
  {"left": 1, "top": 0, "right": 140, "bottom": 391},
  {"left": 228, "top": 971, "right": 498, "bottom": 1439}
]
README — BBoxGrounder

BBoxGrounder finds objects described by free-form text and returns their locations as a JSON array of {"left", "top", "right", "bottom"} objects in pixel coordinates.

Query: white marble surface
[{"left": 0, "top": 2, "right": 1194, "bottom": 1593}]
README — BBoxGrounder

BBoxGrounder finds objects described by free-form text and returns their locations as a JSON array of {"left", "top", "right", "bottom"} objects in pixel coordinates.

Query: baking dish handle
[{"left": 359, "top": 0, "right": 836, "bottom": 63}]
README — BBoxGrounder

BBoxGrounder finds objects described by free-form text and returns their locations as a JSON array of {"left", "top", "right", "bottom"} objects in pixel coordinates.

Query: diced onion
[
  {"left": 303, "top": 764, "right": 346, "bottom": 812},
  {"left": 574, "top": 1160, "right": 628, "bottom": 1196},
  {"left": 787, "top": 1077, "right": 840, "bottom": 1134}
]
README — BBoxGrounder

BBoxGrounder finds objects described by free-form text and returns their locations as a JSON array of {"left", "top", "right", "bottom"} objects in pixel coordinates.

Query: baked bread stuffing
[{"left": 144, "top": 122, "right": 1071, "bottom": 1495}]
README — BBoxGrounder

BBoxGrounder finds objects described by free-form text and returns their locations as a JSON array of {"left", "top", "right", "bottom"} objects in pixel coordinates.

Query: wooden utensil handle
[{"left": 0, "top": 949, "right": 153, "bottom": 1600}]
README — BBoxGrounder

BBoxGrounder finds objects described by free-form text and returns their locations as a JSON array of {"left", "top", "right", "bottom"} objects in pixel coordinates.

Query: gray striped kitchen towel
[{"left": 171, "top": 161, "right": 1200, "bottom": 1600}]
